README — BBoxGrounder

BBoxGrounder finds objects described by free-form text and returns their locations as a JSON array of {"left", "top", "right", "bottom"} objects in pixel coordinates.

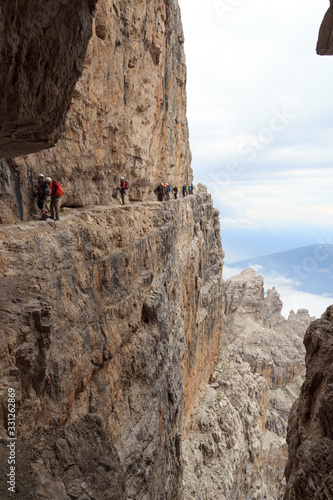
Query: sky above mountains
[
  {"left": 178, "top": 0, "right": 333, "bottom": 316},
  {"left": 178, "top": 0, "right": 333, "bottom": 240}
]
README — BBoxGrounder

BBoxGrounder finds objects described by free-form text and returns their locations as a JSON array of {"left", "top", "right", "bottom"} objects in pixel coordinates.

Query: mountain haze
[{"left": 229, "top": 244, "right": 333, "bottom": 296}]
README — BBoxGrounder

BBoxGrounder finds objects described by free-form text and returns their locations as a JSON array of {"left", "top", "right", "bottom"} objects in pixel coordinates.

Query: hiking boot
[
  {"left": 55, "top": 218, "right": 60, "bottom": 221},
  {"left": 40, "top": 214, "right": 47, "bottom": 221}
]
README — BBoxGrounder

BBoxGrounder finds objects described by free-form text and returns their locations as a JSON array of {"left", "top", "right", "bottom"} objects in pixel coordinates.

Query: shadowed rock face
[
  {"left": 317, "top": 2, "right": 333, "bottom": 55},
  {"left": 0, "top": 0, "right": 97, "bottom": 157},
  {"left": 285, "top": 306, "right": 333, "bottom": 499},
  {"left": 0, "top": 1, "right": 225, "bottom": 498}
]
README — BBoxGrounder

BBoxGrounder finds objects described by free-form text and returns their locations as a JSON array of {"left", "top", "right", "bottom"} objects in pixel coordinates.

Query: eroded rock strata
[
  {"left": 284, "top": 306, "right": 333, "bottom": 500},
  {"left": 224, "top": 269, "right": 312, "bottom": 390},
  {"left": 0, "top": 192, "right": 224, "bottom": 499},
  {"left": 183, "top": 355, "right": 269, "bottom": 500},
  {"left": 1, "top": 0, "right": 192, "bottom": 224},
  {"left": 0, "top": 0, "right": 224, "bottom": 497},
  {"left": 224, "top": 270, "right": 313, "bottom": 499}
]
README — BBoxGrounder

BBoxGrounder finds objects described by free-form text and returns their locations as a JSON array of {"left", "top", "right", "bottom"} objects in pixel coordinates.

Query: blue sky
[{"left": 178, "top": 0, "right": 333, "bottom": 316}]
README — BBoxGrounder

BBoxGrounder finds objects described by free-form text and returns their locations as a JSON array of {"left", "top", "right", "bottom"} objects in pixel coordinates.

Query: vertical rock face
[
  {"left": 0, "top": 193, "right": 224, "bottom": 499},
  {"left": 287, "top": 309, "right": 316, "bottom": 339},
  {"left": 224, "top": 269, "right": 309, "bottom": 389},
  {"left": 285, "top": 306, "right": 333, "bottom": 500},
  {"left": 0, "top": 0, "right": 97, "bottom": 157},
  {"left": 224, "top": 268, "right": 264, "bottom": 325},
  {"left": 222, "top": 269, "right": 315, "bottom": 500},
  {"left": 183, "top": 268, "right": 313, "bottom": 500},
  {"left": 0, "top": 1, "right": 226, "bottom": 498},
  {"left": 183, "top": 356, "right": 269, "bottom": 500},
  {"left": 1, "top": 0, "right": 192, "bottom": 223},
  {"left": 260, "top": 287, "right": 284, "bottom": 327}
]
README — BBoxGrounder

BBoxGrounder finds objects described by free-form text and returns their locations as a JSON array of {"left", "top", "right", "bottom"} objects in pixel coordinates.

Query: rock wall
[
  {"left": 0, "top": 192, "right": 224, "bottom": 499},
  {"left": 0, "top": 0, "right": 97, "bottom": 158},
  {"left": 183, "top": 355, "right": 269, "bottom": 500},
  {"left": 221, "top": 269, "right": 314, "bottom": 500},
  {"left": 1, "top": 0, "right": 192, "bottom": 224},
  {"left": 224, "top": 269, "right": 311, "bottom": 390},
  {"left": 224, "top": 268, "right": 264, "bottom": 323},
  {"left": 284, "top": 306, "right": 333, "bottom": 499}
]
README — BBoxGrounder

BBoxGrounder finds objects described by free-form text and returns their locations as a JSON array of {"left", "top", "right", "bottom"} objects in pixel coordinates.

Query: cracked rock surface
[{"left": 285, "top": 306, "right": 333, "bottom": 500}]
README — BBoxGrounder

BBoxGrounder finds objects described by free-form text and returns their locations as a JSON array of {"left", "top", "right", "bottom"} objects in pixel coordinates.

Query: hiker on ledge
[
  {"left": 165, "top": 183, "right": 171, "bottom": 201},
  {"left": 118, "top": 176, "right": 128, "bottom": 205},
  {"left": 173, "top": 185, "right": 179, "bottom": 199},
  {"left": 46, "top": 177, "right": 63, "bottom": 221},
  {"left": 182, "top": 184, "right": 187, "bottom": 197},
  {"left": 155, "top": 183, "right": 164, "bottom": 202},
  {"left": 33, "top": 174, "right": 50, "bottom": 221},
  {"left": 188, "top": 183, "right": 194, "bottom": 195}
]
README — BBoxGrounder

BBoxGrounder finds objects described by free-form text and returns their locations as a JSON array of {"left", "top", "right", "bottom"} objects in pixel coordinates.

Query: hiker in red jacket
[
  {"left": 118, "top": 176, "right": 128, "bottom": 205},
  {"left": 46, "top": 177, "right": 63, "bottom": 221}
]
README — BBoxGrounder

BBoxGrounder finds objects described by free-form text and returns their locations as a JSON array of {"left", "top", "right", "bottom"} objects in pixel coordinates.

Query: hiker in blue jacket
[{"left": 33, "top": 174, "right": 50, "bottom": 220}]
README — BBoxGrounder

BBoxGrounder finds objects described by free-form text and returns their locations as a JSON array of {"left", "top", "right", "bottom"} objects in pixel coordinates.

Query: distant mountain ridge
[{"left": 229, "top": 244, "right": 333, "bottom": 296}]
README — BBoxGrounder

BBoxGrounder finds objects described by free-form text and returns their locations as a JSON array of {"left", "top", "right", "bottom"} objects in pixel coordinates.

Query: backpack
[
  {"left": 53, "top": 180, "right": 63, "bottom": 198},
  {"left": 125, "top": 181, "right": 129, "bottom": 189},
  {"left": 44, "top": 184, "right": 51, "bottom": 197}
]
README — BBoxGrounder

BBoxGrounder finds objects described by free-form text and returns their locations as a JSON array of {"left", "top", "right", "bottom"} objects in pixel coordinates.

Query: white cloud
[
  {"left": 179, "top": 0, "right": 333, "bottom": 230},
  {"left": 206, "top": 168, "right": 333, "bottom": 228},
  {"left": 220, "top": 217, "right": 260, "bottom": 229}
]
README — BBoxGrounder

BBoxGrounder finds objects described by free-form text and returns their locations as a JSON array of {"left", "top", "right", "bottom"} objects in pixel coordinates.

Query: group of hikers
[
  {"left": 117, "top": 177, "right": 195, "bottom": 205},
  {"left": 155, "top": 182, "right": 194, "bottom": 202},
  {"left": 34, "top": 174, "right": 63, "bottom": 221},
  {"left": 33, "top": 174, "right": 194, "bottom": 214}
]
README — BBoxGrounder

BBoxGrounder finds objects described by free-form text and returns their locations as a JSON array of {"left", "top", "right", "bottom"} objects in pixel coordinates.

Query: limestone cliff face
[
  {"left": 287, "top": 309, "right": 315, "bottom": 339},
  {"left": 284, "top": 306, "right": 333, "bottom": 499},
  {"left": 224, "top": 268, "right": 264, "bottom": 323},
  {"left": 0, "top": 192, "right": 224, "bottom": 499},
  {"left": 1, "top": 0, "right": 192, "bottom": 224},
  {"left": 183, "top": 355, "right": 269, "bottom": 500},
  {"left": 222, "top": 269, "right": 315, "bottom": 500},
  {"left": 0, "top": 0, "right": 97, "bottom": 158},
  {"left": 224, "top": 269, "right": 312, "bottom": 389}
]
